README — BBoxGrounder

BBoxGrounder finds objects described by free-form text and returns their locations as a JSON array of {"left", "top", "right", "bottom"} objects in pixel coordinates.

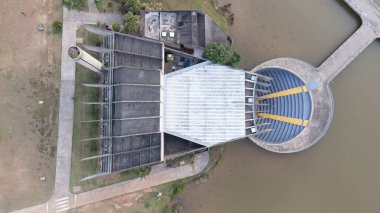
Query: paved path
[
  {"left": 250, "top": 0, "right": 380, "bottom": 153},
  {"left": 10, "top": 7, "right": 209, "bottom": 213},
  {"left": 87, "top": 0, "right": 98, "bottom": 13},
  {"left": 319, "top": 0, "right": 380, "bottom": 81},
  {"left": 318, "top": 24, "right": 376, "bottom": 80}
]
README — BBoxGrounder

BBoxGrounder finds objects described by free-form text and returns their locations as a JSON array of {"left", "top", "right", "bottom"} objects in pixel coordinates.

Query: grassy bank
[
  {"left": 68, "top": 146, "right": 226, "bottom": 212},
  {"left": 69, "top": 59, "right": 101, "bottom": 192}
]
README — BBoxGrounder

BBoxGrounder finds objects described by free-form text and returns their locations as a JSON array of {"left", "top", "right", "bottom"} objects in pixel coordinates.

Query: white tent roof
[{"left": 164, "top": 62, "right": 247, "bottom": 147}]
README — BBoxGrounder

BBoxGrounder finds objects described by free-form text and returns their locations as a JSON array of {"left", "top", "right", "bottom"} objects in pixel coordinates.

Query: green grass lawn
[{"left": 69, "top": 60, "right": 101, "bottom": 192}]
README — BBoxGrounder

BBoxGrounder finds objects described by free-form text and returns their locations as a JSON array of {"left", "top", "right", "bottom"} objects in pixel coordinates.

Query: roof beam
[
  {"left": 113, "top": 65, "right": 161, "bottom": 72},
  {"left": 80, "top": 132, "right": 162, "bottom": 142},
  {"left": 81, "top": 145, "right": 161, "bottom": 161},
  {"left": 83, "top": 44, "right": 112, "bottom": 53},
  {"left": 114, "top": 49, "right": 162, "bottom": 60},
  {"left": 84, "top": 25, "right": 113, "bottom": 36},
  {"left": 81, "top": 116, "right": 161, "bottom": 123},
  {"left": 81, "top": 100, "right": 162, "bottom": 104}
]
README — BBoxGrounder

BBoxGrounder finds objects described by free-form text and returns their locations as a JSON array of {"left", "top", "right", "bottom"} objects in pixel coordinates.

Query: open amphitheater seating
[{"left": 254, "top": 68, "right": 312, "bottom": 143}]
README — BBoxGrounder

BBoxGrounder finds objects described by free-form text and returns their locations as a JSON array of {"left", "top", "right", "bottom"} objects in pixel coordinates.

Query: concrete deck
[{"left": 249, "top": 0, "right": 380, "bottom": 153}]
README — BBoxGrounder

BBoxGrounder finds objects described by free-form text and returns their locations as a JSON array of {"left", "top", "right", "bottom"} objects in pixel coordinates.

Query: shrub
[
  {"left": 141, "top": 2, "right": 162, "bottom": 10},
  {"left": 166, "top": 154, "right": 195, "bottom": 168},
  {"left": 123, "top": 11, "right": 140, "bottom": 33},
  {"left": 62, "top": 0, "right": 86, "bottom": 11},
  {"left": 170, "top": 181, "right": 185, "bottom": 197},
  {"left": 203, "top": 42, "right": 241, "bottom": 66},
  {"left": 124, "top": 0, "right": 141, "bottom": 15},
  {"left": 135, "top": 166, "right": 151, "bottom": 178},
  {"left": 52, "top": 20, "right": 62, "bottom": 34},
  {"left": 112, "top": 23, "right": 121, "bottom": 32}
]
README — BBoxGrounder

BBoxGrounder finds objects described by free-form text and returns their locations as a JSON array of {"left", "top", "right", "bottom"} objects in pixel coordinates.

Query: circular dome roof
[{"left": 253, "top": 67, "right": 312, "bottom": 143}]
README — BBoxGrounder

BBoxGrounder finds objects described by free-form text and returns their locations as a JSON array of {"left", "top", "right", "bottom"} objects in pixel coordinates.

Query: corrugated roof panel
[{"left": 164, "top": 65, "right": 246, "bottom": 147}]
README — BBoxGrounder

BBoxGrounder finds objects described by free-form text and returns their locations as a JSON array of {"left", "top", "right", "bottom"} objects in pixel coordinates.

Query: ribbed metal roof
[{"left": 164, "top": 62, "right": 247, "bottom": 147}]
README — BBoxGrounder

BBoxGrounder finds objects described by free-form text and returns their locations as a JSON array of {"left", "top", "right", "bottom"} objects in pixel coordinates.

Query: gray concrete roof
[
  {"left": 78, "top": 29, "right": 166, "bottom": 174},
  {"left": 107, "top": 33, "right": 164, "bottom": 171},
  {"left": 141, "top": 10, "right": 232, "bottom": 50}
]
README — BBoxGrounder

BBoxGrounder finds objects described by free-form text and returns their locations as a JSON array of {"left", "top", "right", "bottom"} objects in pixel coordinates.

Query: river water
[{"left": 179, "top": 0, "right": 380, "bottom": 212}]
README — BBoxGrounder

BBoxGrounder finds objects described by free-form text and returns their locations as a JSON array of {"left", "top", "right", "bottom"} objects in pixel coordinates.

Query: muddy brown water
[{"left": 179, "top": 0, "right": 380, "bottom": 212}]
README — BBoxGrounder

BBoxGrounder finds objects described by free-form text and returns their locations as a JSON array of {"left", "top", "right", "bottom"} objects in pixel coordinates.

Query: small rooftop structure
[{"left": 141, "top": 10, "right": 232, "bottom": 55}]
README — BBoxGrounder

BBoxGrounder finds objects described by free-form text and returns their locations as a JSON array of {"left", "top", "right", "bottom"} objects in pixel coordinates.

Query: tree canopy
[
  {"left": 203, "top": 43, "right": 241, "bottom": 66},
  {"left": 123, "top": 11, "right": 140, "bottom": 33},
  {"left": 124, "top": 0, "right": 142, "bottom": 15},
  {"left": 52, "top": 20, "right": 62, "bottom": 34}
]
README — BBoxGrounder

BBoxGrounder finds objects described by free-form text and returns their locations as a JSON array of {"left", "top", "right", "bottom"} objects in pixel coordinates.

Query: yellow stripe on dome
[
  {"left": 257, "top": 113, "right": 309, "bottom": 127},
  {"left": 259, "top": 85, "right": 308, "bottom": 99}
]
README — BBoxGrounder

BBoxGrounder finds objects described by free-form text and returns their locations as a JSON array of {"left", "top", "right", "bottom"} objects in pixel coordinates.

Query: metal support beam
[
  {"left": 255, "top": 81, "right": 271, "bottom": 87},
  {"left": 83, "top": 83, "right": 110, "bottom": 88},
  {"left": 114, "top": 49, "right": 162, "bottom": 60},
  {"left": 256, "top": 74, "right": 273, "bottom": 81},
  {"left": 83, "top": 45, "right": 112, "bottom": 53},
  {"left": 256, "top": 123, "right": 271, "bottom": 127},
  {"left": 80, "top": 131, "right": 162, "bottom": 142},
  {"left": 255, "top": 88, "right": 270, "bottom": 93},
  {"left": 249, "top": 128, "right": 273, "bottom": 136},
  {"left": 81, "top": 145, "right": 161, "bottom": 161},
  {"left": 85, "top": 25, "right": 113, "bottom": 37},
  {"left": 113, "top": 66, "right": 161, "bottom": 72}
]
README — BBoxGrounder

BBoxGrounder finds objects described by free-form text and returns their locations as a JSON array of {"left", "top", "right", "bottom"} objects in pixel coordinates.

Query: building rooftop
[
  {"left": 79, "top": 22, "right": 246, "bottom": 179},
  {"left": 164, "top": 62, "right": 258, "bottom": 147},
  {"left": 81, "top": 27, "right": 165, "bottom": 178},
  {"left": 141, "top": 10, "right": 232, "bottom": 54}
]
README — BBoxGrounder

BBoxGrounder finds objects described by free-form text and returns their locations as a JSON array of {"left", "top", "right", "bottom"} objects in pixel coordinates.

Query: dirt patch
[
  {"left": 68, "top": 191, "right": 149, "bottom": 213},
  {"left": 0, "top": 0, "right": 62, "bottom": 212}
]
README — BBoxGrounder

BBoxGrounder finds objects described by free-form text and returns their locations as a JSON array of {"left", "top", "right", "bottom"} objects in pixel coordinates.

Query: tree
[
  {"left": 52, "top": 20, "right": 62, "bottom": 34},
  {"left": 203, "top": 42, "right": 241, "bottom": 66},
  {"left": 124, "top": 0, "right": 141, "bottom": 15},
  {"left": 112, "top": 23, "right": 121, "bottom": 32},
  {"left": 123, "top": 11, "right": 139, "bottom": 33}
]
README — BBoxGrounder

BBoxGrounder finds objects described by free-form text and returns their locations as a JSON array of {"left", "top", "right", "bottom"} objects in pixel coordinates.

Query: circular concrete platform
[{"left": 249, "top": 58, "right": 334, "bottom": 153}]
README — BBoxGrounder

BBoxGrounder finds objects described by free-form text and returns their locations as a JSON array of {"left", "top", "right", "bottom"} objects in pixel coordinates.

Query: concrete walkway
[
  {"left": 249, "top": 0, "right": 380, "bottom": 153},
  {"left": 87, "top": 0, "right": 99, "bottom": 13},
  {"left": 319, "top": 24, "right": 376, "bottom": 81},
  {"left": 10, "top": 7, "right": 209, "bottom": 213}
]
